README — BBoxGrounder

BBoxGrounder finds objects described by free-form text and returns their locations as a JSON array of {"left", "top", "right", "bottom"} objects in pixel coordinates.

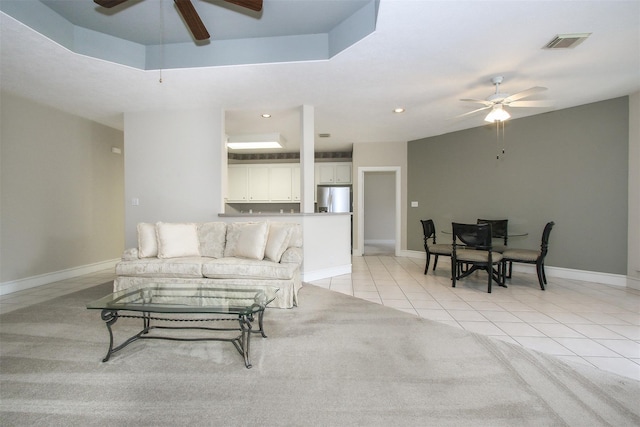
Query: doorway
[{"left": 357, "top": 167, "right": 401, "bottom": 256}]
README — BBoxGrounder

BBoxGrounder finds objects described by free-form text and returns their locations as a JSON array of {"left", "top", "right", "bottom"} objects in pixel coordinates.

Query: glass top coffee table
[{"left": 87, "top": 285, "right": 279, "bottom": 368}]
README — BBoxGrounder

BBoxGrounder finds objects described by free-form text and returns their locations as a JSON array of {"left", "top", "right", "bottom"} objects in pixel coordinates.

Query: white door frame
[{"left": 357, "top": 166, "right": 401, "bottom": 256}]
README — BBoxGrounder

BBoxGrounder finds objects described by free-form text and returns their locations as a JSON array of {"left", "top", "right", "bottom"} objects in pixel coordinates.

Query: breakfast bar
[{"left": 218, "top": 212, "right": 352, "bottom": 282}]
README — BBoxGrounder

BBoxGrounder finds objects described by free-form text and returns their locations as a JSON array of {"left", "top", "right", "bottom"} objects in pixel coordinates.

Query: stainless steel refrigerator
[{"left": 317, "top": 185, "right": 352, "bottom": 213}]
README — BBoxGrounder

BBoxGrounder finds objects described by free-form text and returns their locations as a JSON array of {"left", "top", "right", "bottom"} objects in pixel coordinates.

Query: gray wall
[
  {"left": 1, "top": 92, "right": 125, "bottom": 282},
  {"left": 407, "top": 97, "right": 629, "bottom": 275},
  {"left": 628, "top": 92, "right": 640, "bottom": 284}
]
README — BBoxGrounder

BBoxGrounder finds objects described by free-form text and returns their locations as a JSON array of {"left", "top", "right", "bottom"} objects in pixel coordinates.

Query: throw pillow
[
  {"left": 224, "top": 222, "right": 269, "bottom": 260},
  {"left": 199, "top": 222, "right": 227, "bottom": 258},
  {"left": 264, "top": 222, "right": 293, "bottom": 262},
  {"left": 156, "top": 222, "right": 201, "bottom": 258},
  {"left": 137, "top": 223, "right": 158, "bottom": 258}
]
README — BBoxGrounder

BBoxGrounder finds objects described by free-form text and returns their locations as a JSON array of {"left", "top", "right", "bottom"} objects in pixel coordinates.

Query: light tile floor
[
  {"left": 1, "top": 259, "right": 638, "bottom": 381},
  {"left": 310, "top": 255, "right": 640, "bottom": 382}
]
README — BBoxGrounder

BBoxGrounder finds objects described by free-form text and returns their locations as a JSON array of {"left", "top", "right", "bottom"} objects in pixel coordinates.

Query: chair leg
[
  {"left": 541, "top": 261, "right": 548, "bottom": 284},
  {"left": 487, "top": 266, "right": 492, "bottom": 293},
  {"left": 451, "top": 258, "right": 457, "bottom": 288},
  {"left": 424, "top": 253, "right": 430, "bottom": 275},
  {"left": 433, "top": 255, "right": 439, "bottom": 271},
  {"left": 536, "top": 261, "right": 546, "bottom": 291}
]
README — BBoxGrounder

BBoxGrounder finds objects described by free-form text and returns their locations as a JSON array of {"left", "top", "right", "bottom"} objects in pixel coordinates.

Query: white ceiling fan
[{"left": 459, "top": 76, "right": 553, "bottom": 122}]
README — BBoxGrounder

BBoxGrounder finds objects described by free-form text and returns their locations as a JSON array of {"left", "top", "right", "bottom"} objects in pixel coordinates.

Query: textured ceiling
[{"left": 1, "top": 1, "right": 639, "bottom": 153}]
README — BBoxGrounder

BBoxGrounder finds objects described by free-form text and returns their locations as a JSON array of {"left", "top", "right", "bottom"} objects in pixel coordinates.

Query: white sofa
[{"left": 114, "top": 221, "right": 303, "bottom": 309}]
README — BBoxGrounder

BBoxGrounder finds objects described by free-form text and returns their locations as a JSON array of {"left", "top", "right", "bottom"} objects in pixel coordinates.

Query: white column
[{"left": 300, "top": 105, "right": 315, "bottom": 213}]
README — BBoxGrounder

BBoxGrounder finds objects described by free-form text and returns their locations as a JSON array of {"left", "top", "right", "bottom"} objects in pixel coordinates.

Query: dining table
[{"left": 441, "top": 230, "right": 528, "bottom": 237}]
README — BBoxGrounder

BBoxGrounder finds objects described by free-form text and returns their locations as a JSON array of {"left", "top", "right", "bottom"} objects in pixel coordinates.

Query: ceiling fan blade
[
  {"left": 460, "top": 98, "right": 494, "bottom": 107},
  {"left": 175, "top": 0, "right": 210, "bottom": 41},
  {"left": 457, "top": 105, "right": 492, "bottom": 118},
  {"left": 224, "top": 0, "right": 263, "bottom": 12},
  {"left": 507, "top": 100, "right": 555, "bottom": 108},
  {"left": 94, "top": 0, "right": 129, "bottom": 8},
  {"left": 502, "top": 87, "right": 547, "bottom": 104}
]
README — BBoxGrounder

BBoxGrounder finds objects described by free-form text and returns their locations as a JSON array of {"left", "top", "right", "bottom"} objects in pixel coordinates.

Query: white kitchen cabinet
[
  {"left": 335, "top": 163, "right": 352, "bottom": 183},
  {"left": 316, "top": 162, "right": 352, "bottom": 184},
  {"left": 292, "top": 166, "right": 301, "bottom": 201},
  {"left": 248, "top": 166, "right": 270, "bottom": 202},
  {"left": 317, "top": 164, "right": 334, "bottom": 184},
  {"left": 270, "top": 166, "right": 294, "bottom": 201},
  {"left": 227, "top": 165, "right": 248, "bottom": 201},
  {"left": 227, "top": 163, "right": 302, "bottom": 203}
]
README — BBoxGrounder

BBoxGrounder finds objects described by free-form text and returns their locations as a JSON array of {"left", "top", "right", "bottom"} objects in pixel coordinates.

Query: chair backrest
[
  {"left": 452, "top": 222, "right": 492, "bottom": 250},
  {"left": 477, "top": 219, "right": 508, "bottom": 245},
  {"left": 420, "top": 219, "right": 436, "bottom": 245},
  {"left": 540, "top": 221, "right": 555, "bottom": 257}
]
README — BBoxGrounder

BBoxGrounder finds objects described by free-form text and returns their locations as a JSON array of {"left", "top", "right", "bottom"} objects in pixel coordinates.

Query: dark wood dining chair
[
  {"left": 420, "top": 219, "right": 451, "bottom": 274},
  {"left": 501, "top": 221, "right": 555, "bottom": 290},
  {"left": 451, "top": 222, "right": 504, "bottom": 293},
  {"left": 477, "top": 219, "right": 508, "bottom": 252}
]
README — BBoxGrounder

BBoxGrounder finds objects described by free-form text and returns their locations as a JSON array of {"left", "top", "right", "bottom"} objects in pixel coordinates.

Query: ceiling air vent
[
  {"left": 318, "top": 133, "right": 331, "bottom": 138},
  {"left": 543, "top": 33, "right": 591, "bottom": 49}
]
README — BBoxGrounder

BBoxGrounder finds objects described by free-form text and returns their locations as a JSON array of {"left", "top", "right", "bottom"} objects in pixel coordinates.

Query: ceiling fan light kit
[
  {"left": 457, "top": 75, "right": 553, "bottom": 160},
  {"left": 484, "top": 105, "right": 511, "bottom": 123},
  {"left": 460, "top": 75, "right": 550, "bottom": 123}
]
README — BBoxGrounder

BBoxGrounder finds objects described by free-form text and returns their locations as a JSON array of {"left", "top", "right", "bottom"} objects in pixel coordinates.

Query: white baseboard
[
  {"left": 543, "top": 265, "right": 627, "bottom": 287},
  {"left": 302, "top": 264, "right": 352, "bottom": 283},
  {"left": 398, "top": 250, "right": 630, "bottom": 288},
  {"left": 627, "top": 276, "right": 640, "bottom": 290},
  {"left": 0, "top": 259, "right": 119, "bottom": 296},
  {"left": 400, "top": 249, "right": 424, "bottom": 259},
  {"left": 364, "top": 239, "right": 395, "bottom": 245}
]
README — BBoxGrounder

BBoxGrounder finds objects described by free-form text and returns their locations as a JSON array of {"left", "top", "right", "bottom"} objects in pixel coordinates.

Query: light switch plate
[{"left": 411, "top": 201, "right": 418, "bottom": 207}]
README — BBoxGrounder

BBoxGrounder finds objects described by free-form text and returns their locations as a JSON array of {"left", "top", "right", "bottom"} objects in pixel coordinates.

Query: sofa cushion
[
  {"left": 280, "top": 246, "right": 303, "bottom": 265},
  {"left": 202, "top": 257, "right": 298, "bottom": 280},
  {"left": 138, "top": 223, "right": 158, "bottom": 258},
  {"left": 156, "top": 222, "right": 201, "bottom": 259},
  {"left": 288, "top": 223, "right": 303, "bottom": 248},
  {"left": 116, "top": 257, "right": 205, "bottom": 278},
  {"left": 224, "top": 222, "right": 269, "bottom": 260},
  {"left": 264, "top": 222, "right": 293, "bottom": 262},
  {"left": 198, "top": 222, "right": 227, "bottom": 258}
]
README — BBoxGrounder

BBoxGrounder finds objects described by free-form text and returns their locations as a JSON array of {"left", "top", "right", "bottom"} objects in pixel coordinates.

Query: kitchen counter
[
  {"left": 216, "top": 212, "right": 352, "bottom": 282},
  {"left": 218, "top": 212, "right": 352, "bottom": 217}
]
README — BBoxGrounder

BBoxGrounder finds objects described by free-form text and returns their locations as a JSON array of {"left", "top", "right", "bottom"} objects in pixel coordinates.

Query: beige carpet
[{"left": 1, "top": 282, "right": 639, "bottom": 426}]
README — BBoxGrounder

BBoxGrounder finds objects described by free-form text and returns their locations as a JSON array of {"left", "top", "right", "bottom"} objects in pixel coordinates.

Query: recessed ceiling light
[
  {"left": 261, "top": 113, "right": 271, "bottom": 118},
  {"left": 393, "top": 108, "right": 405, "bottom": 113}
]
